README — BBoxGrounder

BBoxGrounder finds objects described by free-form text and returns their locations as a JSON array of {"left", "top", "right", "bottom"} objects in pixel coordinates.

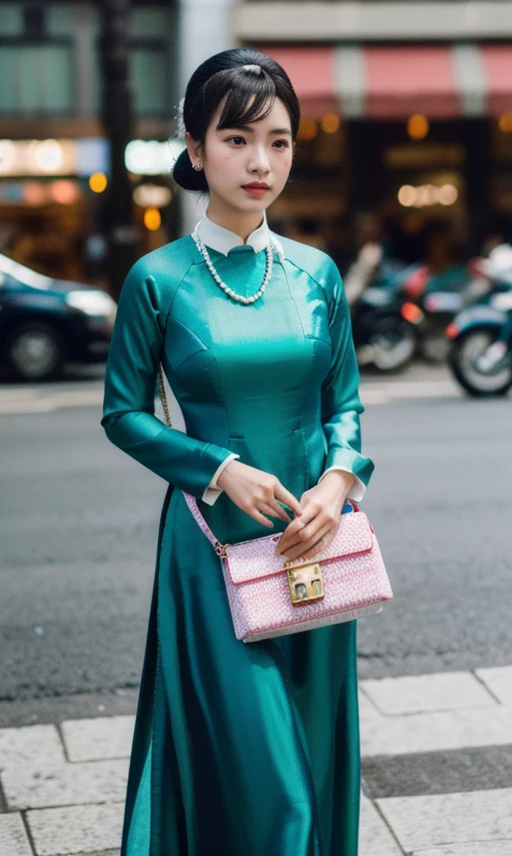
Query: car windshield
[{"left": 0, "top": 254, "right": 52, "bottom": 290}]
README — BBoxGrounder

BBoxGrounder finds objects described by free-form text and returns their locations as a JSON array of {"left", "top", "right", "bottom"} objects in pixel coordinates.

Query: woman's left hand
[{"left": 274, "top": 470, "right": 356, "bottom": 563}]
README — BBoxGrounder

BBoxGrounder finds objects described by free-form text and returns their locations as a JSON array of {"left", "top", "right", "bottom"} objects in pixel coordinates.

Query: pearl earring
[{"left": 193, "top": 164, "right": 201, "bottom": 171}]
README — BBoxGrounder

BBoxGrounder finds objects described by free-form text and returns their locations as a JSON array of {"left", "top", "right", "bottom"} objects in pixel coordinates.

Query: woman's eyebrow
[{"left": 223, "top": 125, "right": 292, "bottom": 136}]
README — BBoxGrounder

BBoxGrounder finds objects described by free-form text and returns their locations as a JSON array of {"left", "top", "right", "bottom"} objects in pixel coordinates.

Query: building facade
[
  {"left": 0, "top": 0, "right": 180, "bottom": 284},
  {"left": 233, "top": 0, "right": 512, "bottom": 261},
  {"left": 1, "top": 0, "right": 511, "bottom": 283}
]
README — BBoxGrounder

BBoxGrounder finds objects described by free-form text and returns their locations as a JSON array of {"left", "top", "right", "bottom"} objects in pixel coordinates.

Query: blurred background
[
  {"left": 1, "top": 0, "right": 512, "bottom": 389},
  {"left": 0, "top": 0, "right": 511, "bottom": 293}
]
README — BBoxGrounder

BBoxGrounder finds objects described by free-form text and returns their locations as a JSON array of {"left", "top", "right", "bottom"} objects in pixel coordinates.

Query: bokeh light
[
  {"left": 23, "top": 182, "right": 46, "bottom": 205},
  {"left": 144, "top": 206, "right": 161, "bottom": 231},
  {"left": 297, "top": 117, "right": 318, "bottom": 142},
  {"left": 407, "top": 114, "right": 429, "bottom": 140},
  {"left": 89, "top": 172, "right": 108, "bottom": 193},
  {"left": 320, "top": 113, "right": 341, "bottom": 134},
  {"left": 50, "top": 180, "right": 80, "bottom": 204},
  {"left": 398, "top": 183, "right": 458, "bottom": 208},
  {"left": 498, "top": 112, "right": 512, "bottom": 133}
]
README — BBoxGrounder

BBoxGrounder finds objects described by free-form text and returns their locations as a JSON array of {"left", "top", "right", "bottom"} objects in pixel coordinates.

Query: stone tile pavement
[{"left": 0, "top": 665, "right": 511, "bottom": 855}]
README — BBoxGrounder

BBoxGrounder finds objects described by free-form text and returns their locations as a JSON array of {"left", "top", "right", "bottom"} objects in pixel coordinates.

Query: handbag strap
[
  {"left": 157, "top": 363, "right": 360, "bottom": 550},
  {"left": 182, "top": 489, "right": 224, "bottom": 551}
]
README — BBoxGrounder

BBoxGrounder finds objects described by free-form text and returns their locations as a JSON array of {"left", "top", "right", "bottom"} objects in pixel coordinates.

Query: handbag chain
[{"left": 158, "top": 363, "right": 171, "bottom": 428}]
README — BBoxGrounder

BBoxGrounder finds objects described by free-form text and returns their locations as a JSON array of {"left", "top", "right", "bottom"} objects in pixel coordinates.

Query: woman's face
[{"left": 187, "top": 96, "right": 294, "bottom": 222}]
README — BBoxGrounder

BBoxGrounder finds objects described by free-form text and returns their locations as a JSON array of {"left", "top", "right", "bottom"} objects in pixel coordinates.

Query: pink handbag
[
  {"left": 156, "top": 366, "right": 392, "bottom": 643},
  {"left": 181, "top": 489, "right": 393, "bottom": 643}
]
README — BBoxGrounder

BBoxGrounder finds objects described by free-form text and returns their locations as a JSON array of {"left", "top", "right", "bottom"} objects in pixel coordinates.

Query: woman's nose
[{"left": 248, "top": 146, "right": 270, "bottom": 174}]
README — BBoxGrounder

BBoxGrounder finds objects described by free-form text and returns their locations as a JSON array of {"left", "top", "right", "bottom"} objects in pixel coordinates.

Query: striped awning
[{"left": 255, "top": 44, "right": 512, "bottom": 119}]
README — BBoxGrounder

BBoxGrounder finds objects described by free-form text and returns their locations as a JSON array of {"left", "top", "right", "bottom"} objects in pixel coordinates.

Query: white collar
[{"left": 194, "top": 210, "right": 284, "bottom": 259}]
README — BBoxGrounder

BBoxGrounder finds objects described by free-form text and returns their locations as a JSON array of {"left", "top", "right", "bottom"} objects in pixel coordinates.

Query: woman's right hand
[{"left": 216, "top": 460, "right": 303, "bottom": 528}]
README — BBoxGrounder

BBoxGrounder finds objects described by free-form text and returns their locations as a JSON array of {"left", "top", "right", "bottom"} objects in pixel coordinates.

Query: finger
[
  {"left": 257, "top": 500, "right": 290, "bottom": 522},
  {"left": 266, "top": 499, "right": 292, "bottom": 523},
  {"left": 299, "top": 525, "right": 337, "bottom": 560},
  {"left": 281, "top": 521, "right": 335, "bottom": 563},
  {"left": 281, "top": 502, "right": 319, "bottom": 536},
  {"left": 248, "top": 507, "right": 275, "bottom": 528},
  {"left": 275, "top": 505, "right": 319, "bottom": 553},
  {"left": 274, "top": 484, "right": 303, "bottom": 518},
  {"left": 284, "top": 512, "right": 332, "bottom": 548}
]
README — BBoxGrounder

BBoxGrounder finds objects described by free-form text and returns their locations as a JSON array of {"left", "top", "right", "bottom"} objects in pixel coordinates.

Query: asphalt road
[{"left": 0, "top": 365, "right": 511, "bottom": 715}]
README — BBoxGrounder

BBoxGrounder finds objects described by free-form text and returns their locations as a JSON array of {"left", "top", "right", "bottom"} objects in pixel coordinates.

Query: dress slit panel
[
  {"left": 121, "top": 484, "right": 174, "bottom": 856},
  {"left": 155, "top": 490, "right": 200, "bottom": 853},
  {"left": 329, "top": 621, "right": 361, "bottom": 855},
  {"left": 150, "top": 650, "right": 189, "bottom": 856}
]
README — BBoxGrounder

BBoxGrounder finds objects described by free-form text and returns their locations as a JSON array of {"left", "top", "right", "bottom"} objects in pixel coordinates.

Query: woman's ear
[{"left": 186, "top": 131, "right": 203, "bottom": 170}]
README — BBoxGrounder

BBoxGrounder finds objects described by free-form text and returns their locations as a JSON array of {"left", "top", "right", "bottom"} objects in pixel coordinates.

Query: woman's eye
[
  {"left": 228, "top": 136, "right": 245, "bottom": 145},
  {"left": 273, "top": 140, "right": 289, "bottom": 149}
]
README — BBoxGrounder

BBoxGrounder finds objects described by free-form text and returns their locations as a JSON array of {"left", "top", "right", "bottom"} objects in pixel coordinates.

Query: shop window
[
  {"left": 90, "top": 43, "right": 171, "bottom": 118},
  {"left": 1, "top": 4, "right": 24, "bottom": 35},
  {"left": 0, "top": 44, "right": 73, "bottom": 114},
  {"left": 132, "top": 48, "right": 170, "bottom": 117},
  {"left": 130, "top": 9, "right": 170, "bottom": 38},
  {"left": 46, "top": 4, "right": 79, "bottom": 37}
]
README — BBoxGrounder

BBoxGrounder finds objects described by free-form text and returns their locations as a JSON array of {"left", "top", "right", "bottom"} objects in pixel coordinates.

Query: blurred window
[
  {"left": 130, "top": 8, "right": 169, "bottom": 38},
  {"left": 1, "top": 4, "right": 24, "bottom": 35},
  {"left": 46, "top": 4, "right": 79, "bottom": 37},
  {"left": 0, "top": 44, "right": 73, "bottom": 114},
  {"left": 0, "top": 2, "right": 172, "bottom": 119},
  {"left": 132, "top": 46, "right": 170, "bottom": 117}
]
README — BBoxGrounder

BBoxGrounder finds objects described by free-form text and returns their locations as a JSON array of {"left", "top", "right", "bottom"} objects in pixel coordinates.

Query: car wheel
[{"left": 4, "top": 322, "right": 65, "bottom": 381}]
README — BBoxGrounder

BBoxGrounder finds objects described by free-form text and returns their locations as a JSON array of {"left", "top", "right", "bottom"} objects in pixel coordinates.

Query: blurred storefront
[
  {"left": 3, "top": 0, "right": 512, "bottom": 282},
  {"left": 0, "top": 138, "right": 108, "bottom": 281},
  {"left": 234, "top": 2, "right": 512, "bottom": 259},
  {"left": 0, "top": 1, "right": 180, "bottom": 285}
]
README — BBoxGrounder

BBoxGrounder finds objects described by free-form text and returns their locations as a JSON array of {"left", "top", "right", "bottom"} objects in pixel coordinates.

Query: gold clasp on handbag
[
  {"left": 214, "top": 540, "right": 227, "bottom": 559},
  {"left": 284, "top": 557, "right": 324, "bottom": 605}
]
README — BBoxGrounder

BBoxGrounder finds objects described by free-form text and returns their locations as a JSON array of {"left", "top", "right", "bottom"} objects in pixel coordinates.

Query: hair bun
[{"left": 172, "top": 148, "right": 208, "bottom": 192}]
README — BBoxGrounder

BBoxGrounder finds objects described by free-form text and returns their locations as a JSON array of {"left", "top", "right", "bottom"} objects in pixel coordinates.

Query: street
[{"left": 1, "top": 364, "right": 511, "bottom": 855}]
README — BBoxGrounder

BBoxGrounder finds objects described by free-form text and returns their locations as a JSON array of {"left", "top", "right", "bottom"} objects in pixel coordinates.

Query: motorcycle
[
  {"left": 346, "top": 247, "right": 418, "bottom": 372},
  {"left": 350, "top": 258, "right": 480, "bottom": 371},
  {"left": 352, "top": 273, "right": 422, "bottom": 372},
  {"left": 352, "top": 280, "right": 418, "bottom": 372},
  {"left": 397, "top": 262, "right": 489, "bottom": 363},
  {"left": 446, "top": 244, "right": 512, "bottom": 397}
]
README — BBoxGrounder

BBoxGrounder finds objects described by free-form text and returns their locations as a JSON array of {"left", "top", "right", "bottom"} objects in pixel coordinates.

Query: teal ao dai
[{"left": 101, "top": 228, "right": 374, "bottom": 855}]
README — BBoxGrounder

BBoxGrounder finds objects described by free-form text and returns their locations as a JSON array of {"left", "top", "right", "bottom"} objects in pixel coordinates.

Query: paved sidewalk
[{"left": 1, "top": 665, "right": 511, "bottom": 855}]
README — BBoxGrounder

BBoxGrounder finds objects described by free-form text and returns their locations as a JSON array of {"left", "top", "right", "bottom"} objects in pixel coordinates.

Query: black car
[{"left": 0, "top": 254, "right": 117, "bottom": 381}]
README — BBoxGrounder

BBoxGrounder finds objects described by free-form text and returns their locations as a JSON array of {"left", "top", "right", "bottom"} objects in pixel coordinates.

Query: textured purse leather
[{"left": 181, "top": 490, "right": 393, "bottom": 643}]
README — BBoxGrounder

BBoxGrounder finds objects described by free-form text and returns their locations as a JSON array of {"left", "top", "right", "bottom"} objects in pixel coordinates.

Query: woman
[{"left": 102, "top": 47, "right": 374, "bottom": 856}]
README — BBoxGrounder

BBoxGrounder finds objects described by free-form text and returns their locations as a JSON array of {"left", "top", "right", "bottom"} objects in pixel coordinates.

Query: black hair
[{"left": 172, "top": 48, "right": 300, "bottom": 192}]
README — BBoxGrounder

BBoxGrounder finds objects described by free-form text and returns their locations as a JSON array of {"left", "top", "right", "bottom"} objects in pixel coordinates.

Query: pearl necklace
[{"left": 191, "top": 229, "right": 274, "bottom": 305}]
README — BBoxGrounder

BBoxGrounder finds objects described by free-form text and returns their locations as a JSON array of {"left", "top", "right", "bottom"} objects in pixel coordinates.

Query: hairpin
[
  {"left": 242, "top": 64, "right": 262, "bottom": 74},
  {"left": 176, "top": 97, "right": 186, "bottom": 137}
]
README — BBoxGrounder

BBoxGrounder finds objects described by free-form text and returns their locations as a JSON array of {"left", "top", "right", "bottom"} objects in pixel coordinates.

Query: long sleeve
[
  {"left": 101, "top": 258, "right": 236, "bottom": 498},
  {"left": 201, "top": 452, "right": 240, "bottom": 505},
  {"left": 317, "top": 258, "right": 374, "bottom": 501}
]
